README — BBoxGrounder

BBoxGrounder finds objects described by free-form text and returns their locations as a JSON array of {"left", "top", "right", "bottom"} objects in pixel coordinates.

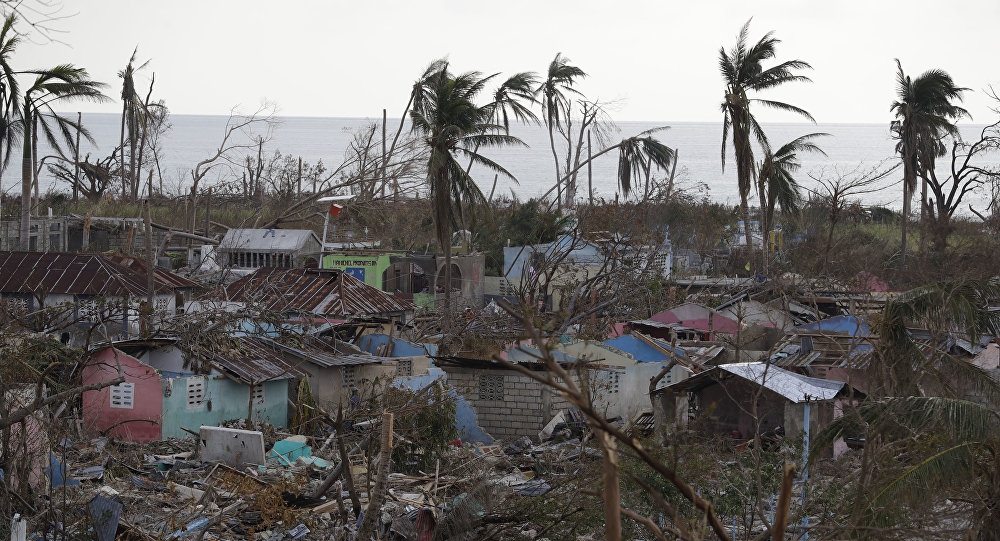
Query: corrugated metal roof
[
  {"left": 225, "top": 267, "right": 414, "bottom": 317},
  {"left": 259, "top": 336, "right": 390, "bottom": 368},
  {"left": 184, "top": 336, "right": 308, "bottom": 384},
  {"left": 218, "top": 229, "right": 320, "bottom": 253},
  {"left": 661, "top": 362, "right": 846, "bottom": 403},
  {"left": 104, "top": 254, "right": 200, "bottom": 290},
  {"left": 0, "top": 251, "right": 189, "bottom": 297}
]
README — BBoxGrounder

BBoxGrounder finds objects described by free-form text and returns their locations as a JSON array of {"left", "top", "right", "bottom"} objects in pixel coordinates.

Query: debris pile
[{"left": 12, "top": 417, "right": 611, "bottom": 540}]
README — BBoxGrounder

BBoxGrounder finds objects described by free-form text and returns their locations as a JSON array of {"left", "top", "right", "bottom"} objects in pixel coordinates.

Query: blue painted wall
[{"left": 160, "top": 376, "right": 290, "bottom": 439}]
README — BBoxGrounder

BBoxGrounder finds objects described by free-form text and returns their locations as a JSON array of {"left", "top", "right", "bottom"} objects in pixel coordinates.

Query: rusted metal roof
[
  {"left": 182, "top": 336, "right": 309, "bottom": 384},
  {"left": 0, "top": 251, "right": 189, "bottom": 297},
  {"left": 257, "top": 336, "right": 391, "bottom": 368},
  {"left": 225, "top": 267, "right": 414, "bottom": 318},
  {"left": 105, "top": 254, "right": 200, "bottom": 290}
]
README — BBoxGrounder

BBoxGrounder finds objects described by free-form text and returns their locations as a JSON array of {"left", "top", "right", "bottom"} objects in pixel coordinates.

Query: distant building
[
  {"left": 217, "top": 229, "right": 323, "bottom": 273},
  {"left": 0, "top": 216, "right": 168, "bottom": 254},
  {"left": 0, "top": 251, "right": 198, "bottom": 344},
  {"left": 322, "top": 250, "right": 483, "bottom": 310},
  {"left": 498, "top": 233, "right": 672, "bottom": 309},
  {"left": 225, "top": 267, "right": 416, "bottom": 322}
]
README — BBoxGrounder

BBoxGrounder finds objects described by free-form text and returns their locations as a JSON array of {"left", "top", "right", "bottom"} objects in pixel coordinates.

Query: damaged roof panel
[
  {"left": 0, "top": 251, "right": 189, "bottom": 297},
  {"left": 184, "top": 336, "right": 309, "bottom": 384},
  {"left": 225, "top": 267, "right": 414, "bottom": 318}
]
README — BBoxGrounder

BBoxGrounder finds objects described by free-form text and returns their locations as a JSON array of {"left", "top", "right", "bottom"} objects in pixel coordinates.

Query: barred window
[
  {"left": 396, "top": 359, "right": 413, "bottom": 377},
  {"left": 4, "top": 296, "right": 30, "bottom": 317},
  {"left": 479, "top": 374, "right": 504, "bottom": 401},
  {"left": 187, "top": 377, "right": 205, "bottom": 409},
  {"left": 109, "top": 382, "right": 135, "bottom": 409},
  {"left": 155, "top": 297, "right": 169, "bottom": 313},
  {"left": 78, "top": 297, "right": 101, "bottom": 321},
  {"left": 250, "top": 384, "right": 264, "bottom": 404},
  {"left": 343, "top": 366, "right": 356, "bottom": 387},
  {"left": 604, "top": 370, "right": 622, "bottom": 394}
]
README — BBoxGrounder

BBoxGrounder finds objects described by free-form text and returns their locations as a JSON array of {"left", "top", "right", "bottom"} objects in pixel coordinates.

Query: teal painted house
[{"left": 98, "top": 338, "right": 307, "bottom": 440}]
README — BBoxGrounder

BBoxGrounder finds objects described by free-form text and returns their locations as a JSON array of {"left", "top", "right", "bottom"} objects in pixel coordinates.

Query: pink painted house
[
  {"left": 81, "top": 339, "right": 307, "bottom": 443},
  {"left": 81, "top": 347, "right": 163, "bottom": 443}
]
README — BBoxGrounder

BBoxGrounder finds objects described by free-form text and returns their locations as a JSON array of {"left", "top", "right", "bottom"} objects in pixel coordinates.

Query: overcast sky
[{"left": 15, "top": 0, "right": 1000, "bottom": 123}]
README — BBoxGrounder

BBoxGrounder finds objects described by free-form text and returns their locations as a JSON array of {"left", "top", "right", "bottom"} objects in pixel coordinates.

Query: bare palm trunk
[
  {"left": 547, "top": 122, "right": 561, "bottom": 211},
  {"left": 120, "top": 103, "right": 127, "bottom": 199},
  {"left": 73, "top": 112, "right": 81, "bottom": 203},
  {"left": 18, "top": 104, "right": 31, "bottom": 250},
  {"left": 31, "top": 115, "right": 37, "bottom": 208}
]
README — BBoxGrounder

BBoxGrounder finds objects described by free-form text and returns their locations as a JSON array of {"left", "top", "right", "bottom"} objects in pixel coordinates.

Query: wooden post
[
  {"left": 357, "top": 412, "right": 393, "bottom": 538},
  {"left": 382, "top": 108, "right": 388, "bottom": 200},
  {"left": 203, "top": 187, "right": 211, "bottom": 239},
  {"left": 144, "top": 196, "right": 155, "bottom": 336}
]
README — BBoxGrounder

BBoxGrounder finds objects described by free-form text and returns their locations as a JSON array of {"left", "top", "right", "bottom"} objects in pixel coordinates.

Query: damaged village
[{"left": 6, "top": 8, "right": 1000, "bottom": 541}]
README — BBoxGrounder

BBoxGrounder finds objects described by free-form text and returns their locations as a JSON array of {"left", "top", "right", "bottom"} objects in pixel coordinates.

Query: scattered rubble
[{"left": 9, "top": 417, "right": 617, "bottom": 540}]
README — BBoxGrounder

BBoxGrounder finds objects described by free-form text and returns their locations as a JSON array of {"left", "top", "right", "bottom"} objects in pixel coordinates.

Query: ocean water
[{"left": 20, "top": 113, "right": 1000, "bottom": 213}]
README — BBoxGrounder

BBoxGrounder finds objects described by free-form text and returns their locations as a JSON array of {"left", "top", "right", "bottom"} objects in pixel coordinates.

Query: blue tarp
[
  {"left": 357, "top": 334, "right": 436, "bottom": 357},
  {"left": 796, "top": 315, "right": 871, "bottom": 336},
  {"left": 602, "top": 335, "right": 688, "bottom": 363},
  {"left": 394, "top": 367, "right": 493, "bottom": 444}
]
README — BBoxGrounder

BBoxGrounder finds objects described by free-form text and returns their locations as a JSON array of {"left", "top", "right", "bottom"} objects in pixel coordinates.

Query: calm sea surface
[{"left": 21, "top": 113, "right": 1000, "bottom": 213}]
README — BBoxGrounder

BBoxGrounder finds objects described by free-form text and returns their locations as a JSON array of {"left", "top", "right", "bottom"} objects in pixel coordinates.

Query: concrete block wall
[{"left": 443, "top": 366, "right": 571, "bottom": 441}]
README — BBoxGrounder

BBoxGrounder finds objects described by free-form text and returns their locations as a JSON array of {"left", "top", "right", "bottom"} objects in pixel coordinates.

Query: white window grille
[
  {"left": 187, "top": 377, "right": 205, "bottom": 409},
  {"left": 155, "top": 297, "right": 169, "bottom": 313},
  {"left": 396, "top": 359, "right": 413, "bottom": 377},
  {"left": 4, "top": 296, "right": 29, "bottom": 317},
  {"left": 78, "top": 297, "right": 100, "bottom": 321},
  {"left": 251, "top": 384, "right": 265, "bottom": 404},
  {"left": 109, "top": 382, "right": 135, "bottom": 409},
  {"left": 343, "top": 366, "right": 356, "bottom": 387},
  {"left": 479, "top": 374, "right": 504, "bottom": 401}
]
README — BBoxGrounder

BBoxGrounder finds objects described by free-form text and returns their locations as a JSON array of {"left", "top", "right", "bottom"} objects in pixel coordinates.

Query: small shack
[{"left": 654, "top": 362, "right": 861, "bottom": 456}]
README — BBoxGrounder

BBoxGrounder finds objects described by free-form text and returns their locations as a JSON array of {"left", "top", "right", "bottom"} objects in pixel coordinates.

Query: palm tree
[
  {"left": 484, "top": 72, "right": 539, "bottom": 135},
  {"left": 0, "top": 14, "right": 22, "bottom": 217},
  {"left": 19, "top": 65, "right": 108, "bottom": 250},
  {"left": 466, "top": 71, "right": 538, "bottom": 200},
  {"left": 890, "top": 59, "right": 968, "bottom": 267},
  {"left": 756, "top": 133, "right": 827, "bottom": 260},
  {"left": 538, "top": 53, "right": 585, "bottom": 210},
  {"left": 815, "top": 396, "right": 1000, "bottom": 538},
  {"left": 720, "top": 19, "right": 814, "bottom": 249},
  {"left": 813, "top": 281, "right": 1000, "bottom": 537},
  {"left": 381, "top": 58, "right": 447, "bottom": 200},
  {"left": 119, "top": 47, "right": 151, "bottom": 200},
  {"left": 409, "top": 60, "right": 523, "bottom": 318}
]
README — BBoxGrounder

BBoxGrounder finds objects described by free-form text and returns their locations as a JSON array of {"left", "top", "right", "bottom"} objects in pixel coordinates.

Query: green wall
[
  {"left": 160, "top": 376, "right": 290, "bottom": 439},
  {"left": 322, "top": 253, "right": 394, "bottom": 289}
]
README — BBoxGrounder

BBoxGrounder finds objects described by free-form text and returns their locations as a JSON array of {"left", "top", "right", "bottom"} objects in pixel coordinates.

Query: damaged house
[
  {"left": 654, "top": 362, "right": 862, "bottom": 457},
  {"left": 224, "top": 267, "right": 416, "bottom": 324},
  {"left": 81, "top": 337, "right": 307, "bottom": 443},
  {"left": 215, "top": 228, "right": 323, "bottom": 274},
  {"left": 0, "top": 251, "right": 197, "bottom": 345}
]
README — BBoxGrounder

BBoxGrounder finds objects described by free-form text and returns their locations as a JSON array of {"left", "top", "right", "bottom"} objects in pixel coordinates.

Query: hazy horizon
[{"left": 15, "top": 1, "right": 1000, "bottom": 124}]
